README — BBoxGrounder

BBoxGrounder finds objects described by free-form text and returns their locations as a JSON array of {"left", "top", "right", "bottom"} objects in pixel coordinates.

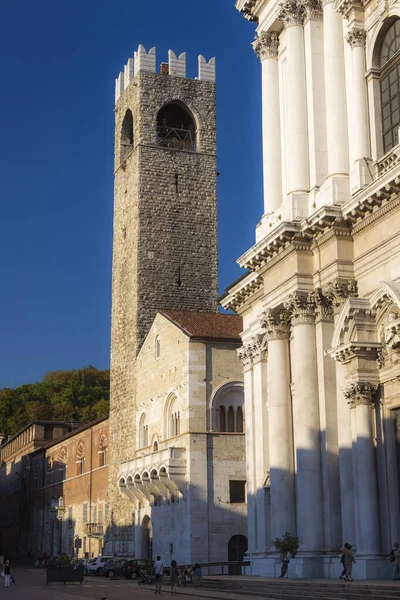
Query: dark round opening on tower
[
  {"left": 120, "top": 109, "right": 134, "bottom": 162},
  {"left": 156, "top": 102, "right": 196, "bottom": 151}
]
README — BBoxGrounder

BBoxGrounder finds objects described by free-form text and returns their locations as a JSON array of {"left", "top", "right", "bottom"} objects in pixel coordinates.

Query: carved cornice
[
  {"left": 284, "top": 292, "right": 315, "bottom": 325},
  {"left": 278, "top": 0, "right": 306, "bottom": 27},
  {"left": 324, "top": 279, "right": 358, "bottom": 314},
  {"left": 308, "top": 288, "right": 334, "bottom": 321},
  {"left": 253, "top": 32, "right": 279, "bottom": 61},
  {"left": 300, "top": 0, "right": 323, "bottom": 20},
  {"left": 260, "top": 309, "right": 291, "bottom": 340},
  {"left": 330, "top": 341, "right": 381, "bottom": 364},
  {"left": 346, "top": 27, "right": 366, "bottom": 48},
  {"left": 344, "top": 381, "right": 378, "bottom": 408}
]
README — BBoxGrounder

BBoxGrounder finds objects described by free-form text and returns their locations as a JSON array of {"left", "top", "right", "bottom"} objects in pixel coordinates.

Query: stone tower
[{"left": 108, "top": 45, "right": 218, "bottom": 546}]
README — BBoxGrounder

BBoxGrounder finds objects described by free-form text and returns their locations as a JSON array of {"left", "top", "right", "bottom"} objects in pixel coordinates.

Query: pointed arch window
[
  {"left": 98, "top": 434, "right": 108, "bottom": 467},
  {"left": 379, "top": 21, "right": 400, "bottom": 153},
  {"left": 120, "top": 109, "right": 134, "bottom": 162},
  {"left": 76, "top": 441, "right": 85, "bottom": 475}
]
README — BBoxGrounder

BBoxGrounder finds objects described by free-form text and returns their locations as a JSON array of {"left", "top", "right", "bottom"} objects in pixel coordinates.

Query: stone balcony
[
  {"left": 84, "top": 523, "right": 104, "bottom": 538},
  {"left": 118, "top": 443, "right": 186, "bottom": 505}
]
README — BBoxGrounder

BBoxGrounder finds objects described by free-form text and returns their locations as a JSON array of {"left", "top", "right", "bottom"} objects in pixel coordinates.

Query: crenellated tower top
[{"left": 115, "top": 45, "right": 216, "bottom": 103}]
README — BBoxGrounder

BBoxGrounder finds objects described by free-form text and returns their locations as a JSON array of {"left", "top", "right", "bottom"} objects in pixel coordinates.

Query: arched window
[
  {"left": 211, "top": 382, "right": 245, "bottom": 433},
  {"left": 164, "top": 394, "right": 181, "bottom": 438},
  {"left": 379, "top": 21, "right": 400, "bottom": 153},
  {"left": 76, "top": 441, "right": 85, "bottom": 475},
  {"left": 155, "top": 335, "right": 161, "bottom": 358},
  {"left": 139, "top": 413, "right": 149, "bottom": 448},
  {"left": 98, "top": 434, "right": 108, "bottom": 467},
  {"left": 58, "top": 447, "right": 67, "bottom": 479},
  {"left": 153, "top": 440, "right": 158, "bottom": 452},
  {"left": 156, "top": 102, "right": 196, "bottom": 151},
  {"left": 121, "top": 109, "right": 134, "bottom": 162}
]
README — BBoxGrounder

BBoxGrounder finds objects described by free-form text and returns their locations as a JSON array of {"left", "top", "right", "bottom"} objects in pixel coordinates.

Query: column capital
[
  {"left": 323, "top": 279, "right": 358, "bottom": 315},
  {"left": 346, "top": 27, "right": 366, "bottom": 48},
  {"left": 237, "top": 334, "right": 267, "bottom": 368},
  {"left": 277, "top": 0, "right": 306, "bottom": 28},
  {"left": 260, "top": 309, "right": 290, "bottom": 340},
  {"left": 252, "top": 32, "right": 279, "bottom": 60},
  {"left": 344, "top": 381, "right": 377, "bottom": 408},
  {"left": 284, "top": 292, "right": 315, "bottom": 325},
  {"left": 237, "top": 345, "right": 253, "bottom": 370},
  {"left": 299, "top": 0, "right": 323, "bottom": 21},
  {"left": 308, "top": 288, "right": 334, "bottom": 321}
]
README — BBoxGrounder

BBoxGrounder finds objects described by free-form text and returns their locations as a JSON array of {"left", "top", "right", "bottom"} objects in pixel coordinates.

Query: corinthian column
[
  {"left": 261, "top": 310, "right": 296, "bottom": 542},
  {"left": 322, "top": 0, "right": 349, "bottom": 178},
  {"left": 249, "top": 334, "right": 270, "bottom": 554},
  {"left": 346, "top": 28, "right": 372, "bottom": 191},
  {"left": 345, "top": 382, "right": 381, "bottom": 555},
  {"left": 278, "top": 1, "right": 310, "bottom": 195},
  {"left": 253, "top": 32, "right": 282, "bottom": 215},
  {"left": 285, "top": 294, "right": 324, "bottom": 552},
  {"left": 237, "top": 343, "right": 257, "bottom": 554}
]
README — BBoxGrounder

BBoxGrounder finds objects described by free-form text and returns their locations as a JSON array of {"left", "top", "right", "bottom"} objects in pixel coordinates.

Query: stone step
[{"left": 197, "top": 579, "right": 400, "bottom": 600}]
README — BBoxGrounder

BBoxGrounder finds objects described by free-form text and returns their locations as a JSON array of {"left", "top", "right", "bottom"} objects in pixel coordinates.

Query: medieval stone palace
[{"left": 221, "top": 0, "right": 400, "bottom": 580}]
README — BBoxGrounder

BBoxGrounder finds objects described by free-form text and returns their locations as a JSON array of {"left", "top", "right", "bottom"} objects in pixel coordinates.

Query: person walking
[
  {"left": 154, "top": 555, "right": 164, "bottom": 594},
  {"left": 389, "top": 542, "right": 400, "bottom": 580},
  {"left": 339, "top": 545, "right": 347, "bottom": 580},
  {"left": 170, "top": 560, "right": 179, "bottom": 595},
  {"left": 4, "top": 560, "right": 11, "bottom": 588},
  {"left": 278, "top": 551, "right": 289, "bottom": 578},
  {"left": 343, "top": 543, "right": 355, "bottom": 581}
]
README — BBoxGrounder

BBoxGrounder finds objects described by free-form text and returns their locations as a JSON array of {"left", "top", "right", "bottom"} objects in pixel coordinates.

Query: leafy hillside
[{"left": 0, "top": 366, "right": 109, "bottom": 435}]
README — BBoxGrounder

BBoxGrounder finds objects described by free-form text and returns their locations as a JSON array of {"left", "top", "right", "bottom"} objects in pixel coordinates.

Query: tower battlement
[{"left": 115, "top": 45, "right": 216, "bottom": 103}]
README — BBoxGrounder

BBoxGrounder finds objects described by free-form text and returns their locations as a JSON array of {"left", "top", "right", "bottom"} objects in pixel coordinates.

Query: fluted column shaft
[
  {"left": 262, "top": 311, "right": 296, "bottom": 542},
  {"left": 253, "top": 33, "right": 282, "bottom": 214},
  {"left": 346, "top": 383, "right": 381, "bottom": 555},
  {"left": 252, "top": 344, "right": 270, "bottom": 553},
  {"left": 287, "top": 297, "right": 324, "bottom": 551},
  {"left": 346, "top": 29, "right": 370, "bottom": 162},
  {"left": 279, "top": 2, "right": 310, "bottom": 193},
  {"left": 323, "top": 0, "right": 349, "bottom": 176}
]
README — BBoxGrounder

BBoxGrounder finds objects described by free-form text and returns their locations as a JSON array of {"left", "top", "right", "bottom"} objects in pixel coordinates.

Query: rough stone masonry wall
[{"left": 109, "top": 68, "right": 218, "bottom": 537}]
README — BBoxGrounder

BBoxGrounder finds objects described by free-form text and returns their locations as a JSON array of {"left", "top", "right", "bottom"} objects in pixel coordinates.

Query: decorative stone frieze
[
  {"left": 346, "top": 27, "right": 366, "bottom": 48},
  {"left": 252, "top": 32, "right": 279, "bottom": 61},
  {"left": 308, "top": 288, "right": 334, "bottom": 321},
  {"left": 278, "top": 0, "right": 306, "bottom": 27},
  {"left": 299, "top": 0, "right": 323, "bottom": 21},
  {"left": 344, "top": 381, "right": 378, "bottom": 408},
  {"left": 324, "top": 279, "right": 358, "bottom": 314},
  {"left": 284, "top": 292, "right": 316, "bottom": 325},
  {"left": 260, "top": 309, "right": 291, "bottom": 340},
  {"left": 377, "top": 310, "right": 400, "bottom": 368}
]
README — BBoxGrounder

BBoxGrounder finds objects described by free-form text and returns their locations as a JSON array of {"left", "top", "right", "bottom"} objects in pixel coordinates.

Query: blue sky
[{"left": 0, "top": 0, "right": 262, "bottom": 388}]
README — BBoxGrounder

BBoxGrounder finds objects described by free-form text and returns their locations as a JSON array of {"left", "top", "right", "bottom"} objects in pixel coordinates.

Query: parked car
[
  {"left": 101, "top": 558, "right": 128, "bottom": 578},
  {"left": 124, "top": 558, "right": 155, "bottom": 579},
  {"left": 87, "top": 555, "right": 113, "bottom": 576}
]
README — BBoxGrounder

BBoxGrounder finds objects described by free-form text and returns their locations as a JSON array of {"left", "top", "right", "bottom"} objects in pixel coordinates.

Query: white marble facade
[{"left": 222, "top": 0, "right": 400, "bottom": 578}]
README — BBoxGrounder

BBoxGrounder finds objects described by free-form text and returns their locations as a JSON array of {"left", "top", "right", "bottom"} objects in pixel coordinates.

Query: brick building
[{"left": 0, "top": 421, "right": 80, "bottom": 555}]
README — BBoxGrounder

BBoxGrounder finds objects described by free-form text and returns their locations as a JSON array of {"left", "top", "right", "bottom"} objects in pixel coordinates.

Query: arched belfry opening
[
  {"left": 156, "top": 102, "right": 196, "bottom": 151},
  {"left": 120, "top": 109, "right": 134, "bottom": 161}
]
